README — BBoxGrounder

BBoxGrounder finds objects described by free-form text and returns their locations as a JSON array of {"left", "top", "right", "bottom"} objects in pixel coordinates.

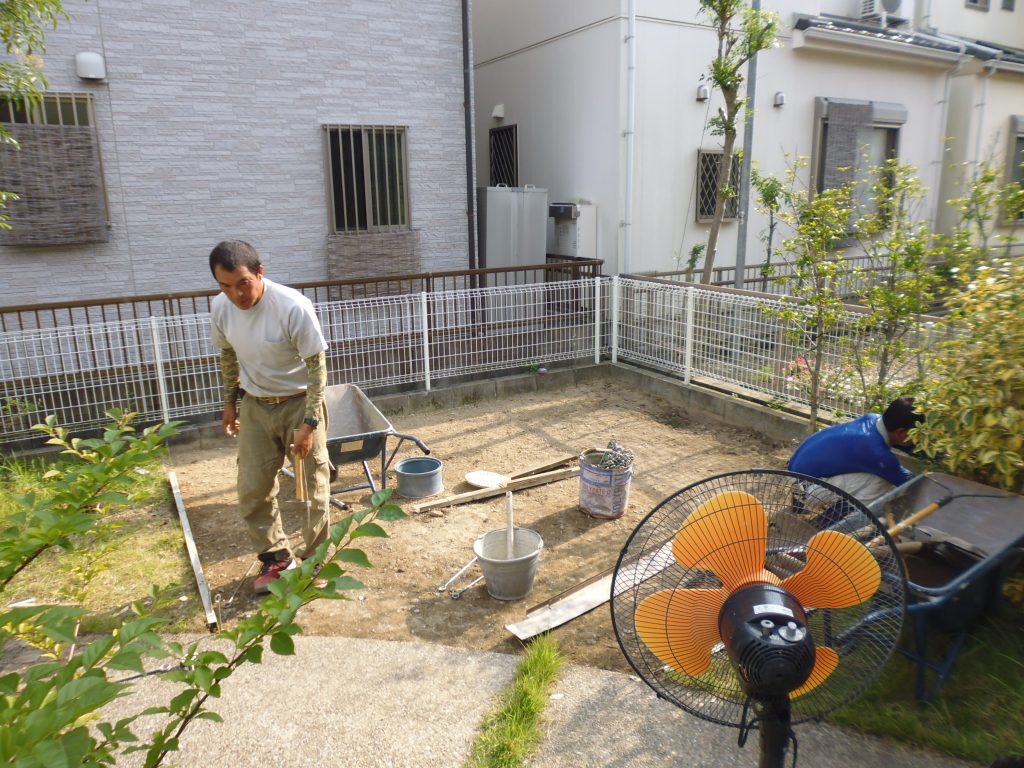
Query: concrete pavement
[{"left": 104, "top": 635, "right": 982, "bottom": 768}]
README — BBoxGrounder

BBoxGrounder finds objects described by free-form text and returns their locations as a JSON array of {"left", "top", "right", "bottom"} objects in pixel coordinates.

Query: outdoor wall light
[
  {"left": 773, "top": 91, "right": 786, "bottom": 108},
  {"left": 75, "top": 51, "right": 106, "bottom": 81},
  {"left": 696, "top": 83, "right": 710, "bottom": 102}
]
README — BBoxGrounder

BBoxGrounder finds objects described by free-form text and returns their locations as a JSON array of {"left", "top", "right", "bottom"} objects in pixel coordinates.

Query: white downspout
[
  {"left": 931, "top": 39, "right": 966, "bottom": 231},
  {"left": 974, "top": 53, "right": 1003, "bottom": 175},
  {"left": 622, "top": 0, "right": 636, "bottom": 275}
]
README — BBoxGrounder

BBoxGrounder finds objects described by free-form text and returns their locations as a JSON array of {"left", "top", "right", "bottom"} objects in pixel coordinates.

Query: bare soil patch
[{"left": 167, "top": 378, "right": 791, "bottom": 672}]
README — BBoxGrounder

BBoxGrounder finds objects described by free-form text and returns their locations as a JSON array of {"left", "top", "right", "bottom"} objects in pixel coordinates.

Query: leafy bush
[
  {"left": 0, "top": 412, "right": 406, "bottom": 766},
  {"left": 913, "top": 259, "right": 1024, "bottom": 493}
]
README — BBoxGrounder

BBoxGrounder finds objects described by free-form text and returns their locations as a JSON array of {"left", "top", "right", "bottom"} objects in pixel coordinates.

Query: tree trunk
[{"left": 701, "top": 93, "right": 738, "bottom": 284}]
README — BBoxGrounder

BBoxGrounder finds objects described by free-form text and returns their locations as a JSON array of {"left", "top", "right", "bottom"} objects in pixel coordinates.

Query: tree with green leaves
[
  {"left": 0, "top": 0, "right": 65, "bottom": 230},
  {"left": 750, "top": 166, "right": 790, "bottom": 291},
  {"left": 845, "top": 159, "right": 948, "bottom": 412},
  {"left": 912, "top": 258, "right": 1024, "bottom": 493},
  {"left": 0, "top": 412, "right": 407, "bottom": 766},
  {"left": 697, "top": 0, "right": 777, "bottom": 284},
  {"left": 770, "top": 166, "right": 855, "bottom": 433}
]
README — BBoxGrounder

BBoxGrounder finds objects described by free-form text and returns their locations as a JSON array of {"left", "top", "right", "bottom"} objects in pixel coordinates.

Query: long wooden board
[
  {"left": 168, "top": 471, "right": 219, "bottom": 632},
  {"left": 413, "top": 466, "right": 579, "bottom": 513},
  {"left": 508, "top": 451, "right": 588, "bottom": 480},
  {"left": 506, "top": 540, "right": 675, "bottom": 641}
]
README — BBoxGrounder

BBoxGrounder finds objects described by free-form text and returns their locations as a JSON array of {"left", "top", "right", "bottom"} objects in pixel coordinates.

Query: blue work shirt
[{"left": 787, "top": 413, "right": 914, "bottom": 487}]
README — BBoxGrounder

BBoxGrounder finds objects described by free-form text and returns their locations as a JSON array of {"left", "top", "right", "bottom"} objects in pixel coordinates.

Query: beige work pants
[{"left": 237, "top": 395, "right": 331, "bottom": 559}]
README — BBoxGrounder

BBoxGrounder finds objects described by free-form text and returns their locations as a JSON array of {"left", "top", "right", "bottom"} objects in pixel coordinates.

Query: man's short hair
[
  {"left": 883, "top": 396, "right": 923, "bottom": 432},
  {"left": 209, "top": 240, "right": 261, "bottom": 276}
]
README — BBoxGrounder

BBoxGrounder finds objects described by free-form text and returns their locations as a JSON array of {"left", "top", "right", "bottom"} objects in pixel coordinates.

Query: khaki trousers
[{"left": 237, "top": 395, "right": 331, "bottom": 559}]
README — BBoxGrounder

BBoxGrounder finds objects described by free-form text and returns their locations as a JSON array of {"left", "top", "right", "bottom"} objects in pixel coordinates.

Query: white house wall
[
  {"left": 938, "top": 69, "right": 1024, "bottom": 232},
  {"left": 474, "top": 1, "right": 953, "bottom": 276},
  {"left": 0, "top": 0, "right": 469, "bottom": 305},
  {"left": 922, "top": 1, "right": 1023, "bottom": 51},
  {"left": 474, "top": 10, "right": 626, "bottom": 270}
]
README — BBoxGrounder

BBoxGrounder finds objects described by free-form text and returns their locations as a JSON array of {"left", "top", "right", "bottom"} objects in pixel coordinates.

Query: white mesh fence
[
  {"left": 1, "top": 280, "right": 603, "bottom": 447},
  {"left": 612, "top": 278, "right": 933, "bottom": 416},
  {"left": 1, "top": 275, "right": 935, "bottom": 449}
]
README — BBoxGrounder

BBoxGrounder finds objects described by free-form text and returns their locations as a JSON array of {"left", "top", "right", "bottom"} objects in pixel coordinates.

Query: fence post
[
  {"left": 420, "top": 292, "right": 431, "bottom": 392},
  {"left": 593, "top": 277, "right": 602, "bottom": 365},
  {"left": 684, "top": 286, "right": 695, "bottom": 385},
  {"left": 148, "top": 316, "right": 171, "bottom": 424},
  {"left": 611, "top": 275, "right": 620, "bottom": 364}
]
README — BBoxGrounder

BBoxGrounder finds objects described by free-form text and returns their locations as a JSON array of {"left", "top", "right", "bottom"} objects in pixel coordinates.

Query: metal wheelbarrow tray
[
  {"left": 869, "top": 472, "right": 1024, "bottom": 702},
  {"left": 324, "top": 384, "right": 429, "bottom": 494}
]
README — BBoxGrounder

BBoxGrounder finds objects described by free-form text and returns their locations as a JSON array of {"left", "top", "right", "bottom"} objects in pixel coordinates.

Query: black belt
[{"left": 245, "top": 392, "right": 305, "bottom": 405}]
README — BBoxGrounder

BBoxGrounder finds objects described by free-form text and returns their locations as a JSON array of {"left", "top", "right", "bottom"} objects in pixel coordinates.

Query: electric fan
[{"left": 611, "top": 470, "right": 906, "bottom": 768}]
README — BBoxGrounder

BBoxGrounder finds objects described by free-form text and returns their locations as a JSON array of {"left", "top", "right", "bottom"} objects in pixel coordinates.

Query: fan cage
[{"left": 611, "top": 469, "right": 906, "bottom": 727}]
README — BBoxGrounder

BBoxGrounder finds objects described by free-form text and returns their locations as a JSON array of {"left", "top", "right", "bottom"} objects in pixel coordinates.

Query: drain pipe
[
  {"left": 974, "top": 51, "right": 1003, "bottom": 177},
  {"left": 622, "top": 0, "right": 637, "bottom": 275},
  {"left": 928, "top": 34, "right": 966, "bottom": 232},
  {"left": 462, "top": 0, "right": 479, "bottom": 268},
  {"left": 733, "top": 0, "right": 761, "bottom": 288}
]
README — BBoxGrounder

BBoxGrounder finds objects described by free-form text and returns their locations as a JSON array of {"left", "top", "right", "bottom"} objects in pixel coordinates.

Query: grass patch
[
  {"left": 466, "top": 634, "right": 566, "bottom": 768},
  {"left": 0, "top": 454, "right": 201, "bottom": 633},
  {"left": 831, "top": 602, "right": 1024, "bottom": 763}
]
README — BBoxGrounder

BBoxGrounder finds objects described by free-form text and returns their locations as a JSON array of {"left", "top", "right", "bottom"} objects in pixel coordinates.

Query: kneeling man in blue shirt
[{"left": 788, "top": 396, "right": 923, "bottom": 505}]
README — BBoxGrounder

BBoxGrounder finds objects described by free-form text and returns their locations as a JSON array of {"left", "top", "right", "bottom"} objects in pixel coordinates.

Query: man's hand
[
  {"left": 222, "top": 402, "right": 239, "bottom": 437},
  {"left": 292, "top": 423, "right": 315, "bottom": 458}
]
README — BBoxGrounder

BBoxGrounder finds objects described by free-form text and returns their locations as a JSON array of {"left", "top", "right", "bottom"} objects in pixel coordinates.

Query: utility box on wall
[
  {"left": 477, "top": 185, "right": 549, "bottom": 270},
  {"left": 548, "top": 202, "right": 596, "bottom": 260}
]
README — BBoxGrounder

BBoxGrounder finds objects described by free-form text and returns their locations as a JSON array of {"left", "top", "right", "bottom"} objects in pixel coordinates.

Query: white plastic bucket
[
  {"left": 473, "top": 528, "right": 543, "bottom": 601},
  {"left": 579, "top": 451, "right": 633, "bottom": 519}
]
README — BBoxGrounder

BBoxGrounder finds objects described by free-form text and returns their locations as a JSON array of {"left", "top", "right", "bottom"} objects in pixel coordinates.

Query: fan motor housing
[{"left": 719, "top": 584, "right": 816, "bottom": 698}]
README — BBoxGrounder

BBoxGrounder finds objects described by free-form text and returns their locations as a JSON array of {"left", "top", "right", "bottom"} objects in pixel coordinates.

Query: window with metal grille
[
  {"left": 966, "top": 0, "right": 990, "bottom": 9},
  {"left": 489, "top": 125, "right": 518, "bottom": 187},
  {"left": 0, "top": 92, "right": 109, "bottom": 246},
  {"left": 325, "top": 125, "right": 409, "bottom": 233},
  {"left": 696, "top": 150, "right": 739, "bottom": 222},
  {"left": 1003, "top": 0, "right": 1016, "bottom": 11}
]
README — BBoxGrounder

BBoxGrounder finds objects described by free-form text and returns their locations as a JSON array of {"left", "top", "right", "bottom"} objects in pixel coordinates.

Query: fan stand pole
[{"left": 756, "top": 698, "right": 793, "bottom": 768}]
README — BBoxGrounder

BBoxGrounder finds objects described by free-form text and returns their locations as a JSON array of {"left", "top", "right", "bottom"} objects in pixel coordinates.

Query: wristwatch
[{"left": 302, "top": 416, "right": 320, "bottom": 429}]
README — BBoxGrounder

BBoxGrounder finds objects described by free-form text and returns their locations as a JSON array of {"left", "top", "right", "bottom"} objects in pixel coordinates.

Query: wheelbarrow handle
[{"left": 392, "top": 431, "right": 430, "bottom": 455}]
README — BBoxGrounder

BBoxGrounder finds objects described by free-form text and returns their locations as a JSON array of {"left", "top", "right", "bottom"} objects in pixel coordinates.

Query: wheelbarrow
[
  {"left": 868, "top": 472, "right": 1024, "bottom": 702},
  {"left": 323, "top": 384, "right": 429, "bottom": 495}
]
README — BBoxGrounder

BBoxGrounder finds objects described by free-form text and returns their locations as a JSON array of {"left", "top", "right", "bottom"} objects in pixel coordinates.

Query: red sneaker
[{"left": 253, "top": 552, "right": 298, "bottom": 594}]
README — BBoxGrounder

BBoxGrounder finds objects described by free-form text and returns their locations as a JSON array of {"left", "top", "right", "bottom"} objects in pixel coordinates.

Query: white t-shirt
[{"left": 210, "top": 277, "right": 327, "bottom": 397}]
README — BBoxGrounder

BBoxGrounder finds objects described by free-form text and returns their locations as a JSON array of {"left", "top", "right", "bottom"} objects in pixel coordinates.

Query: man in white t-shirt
[{"left": 209, "top": 240, "right": 331, "bottom": 594}]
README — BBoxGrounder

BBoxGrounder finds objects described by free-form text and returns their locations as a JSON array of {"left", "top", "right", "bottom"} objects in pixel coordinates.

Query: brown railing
[{"left": 0, "top": 256, "right": 603, "bottom": 332}]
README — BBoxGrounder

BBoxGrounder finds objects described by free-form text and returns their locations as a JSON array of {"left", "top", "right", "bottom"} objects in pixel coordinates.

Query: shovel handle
[
  {"left": 292, "top": 442, "right": 307, "bottom": 503},
  {"left": 867, "top": 500, "right": 942, "bottom": 548}
]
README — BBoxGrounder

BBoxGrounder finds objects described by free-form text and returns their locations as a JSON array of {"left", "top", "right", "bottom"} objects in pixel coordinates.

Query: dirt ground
[{"left": 167, "top": 378, "right": 792, "bottom": 673}]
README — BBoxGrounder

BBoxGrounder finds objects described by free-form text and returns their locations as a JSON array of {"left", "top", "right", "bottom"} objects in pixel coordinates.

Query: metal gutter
[{"left": 792, "top": 24, "right": 965, "bottom": 65}]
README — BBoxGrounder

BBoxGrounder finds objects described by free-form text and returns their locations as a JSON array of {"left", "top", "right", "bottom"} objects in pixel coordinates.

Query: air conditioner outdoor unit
[{"left": 860, "top": 0, "right": 911, "bottom": 24}]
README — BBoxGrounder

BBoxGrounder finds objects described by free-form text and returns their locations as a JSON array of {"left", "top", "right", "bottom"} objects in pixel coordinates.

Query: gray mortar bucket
[
  {"left": 473, "top": 528, "right": 544, "bottom": 601},
  {"left": 395, "top": 456, "right": 444, "bottom": 498}
]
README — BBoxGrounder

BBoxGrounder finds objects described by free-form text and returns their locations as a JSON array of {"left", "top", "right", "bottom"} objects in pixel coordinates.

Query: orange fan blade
[
  {"left": 790, "top": 645, "right": 839, "bottom": 698},
  {"left": 673, "top": 491, "right": 778, "bottom": 591},
  {"left": 781, "top": 530, "right": 881, "bottom": 609},
  {"left": 635, "top": 588, "right": 726, "bottom": 676}
]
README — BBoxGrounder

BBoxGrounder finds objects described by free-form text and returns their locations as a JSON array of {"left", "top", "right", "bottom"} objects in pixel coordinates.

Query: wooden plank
[
  {"left": 508, "top": 451, "right": 588, "bottom": 480},
  {"left": 168, "top": 471, "right": 219, "bottom": 632},
  {"left": 506, "top": 540, "right": 675, "bottom": 641},
  {"left": 506, "top": 574, "right": 612, "bottom": 641},
  {"left": 413, "top": 466, "right": 579, "bottom": 513}
]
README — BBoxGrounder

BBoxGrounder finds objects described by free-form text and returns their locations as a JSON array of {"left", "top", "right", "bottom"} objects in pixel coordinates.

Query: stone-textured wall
[{"left": 0, "top": 0, "right": 470, "bottom": 305}]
